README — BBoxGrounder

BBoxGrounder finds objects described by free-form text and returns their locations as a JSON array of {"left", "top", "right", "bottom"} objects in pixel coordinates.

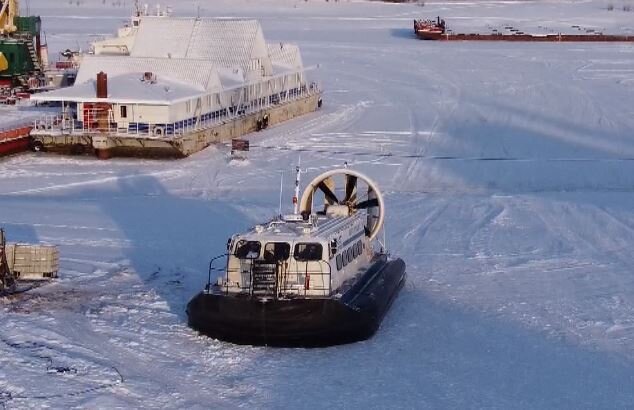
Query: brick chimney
[{"left": 96, "top": 72, "right": 108, "bottom": 98}]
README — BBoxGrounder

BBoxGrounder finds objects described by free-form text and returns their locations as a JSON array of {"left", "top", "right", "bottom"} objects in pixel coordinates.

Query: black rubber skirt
[{"left": 186, "top": 257, "right": 406, "bottom": 347}]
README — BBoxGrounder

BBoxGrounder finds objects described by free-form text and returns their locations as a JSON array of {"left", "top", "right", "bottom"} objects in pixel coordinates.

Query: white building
[{"left": 32, "top": 17, "right": 317, "bottom": 138}]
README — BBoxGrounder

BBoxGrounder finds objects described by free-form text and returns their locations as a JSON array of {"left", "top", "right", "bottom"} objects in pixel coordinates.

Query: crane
[{"left": 0, "top": 0, "right": 18, "bottom": 35}]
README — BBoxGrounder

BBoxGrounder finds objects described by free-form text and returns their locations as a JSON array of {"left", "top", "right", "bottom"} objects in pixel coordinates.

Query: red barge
[
  {"left": 0, "top": 124, "right": 32, "bottom": 157},
  {"left": 414, "top": 17, "right": 634, "bottom": 42},
  {"left": 414, "top": 17, "right": 446, "bottom": 40}
]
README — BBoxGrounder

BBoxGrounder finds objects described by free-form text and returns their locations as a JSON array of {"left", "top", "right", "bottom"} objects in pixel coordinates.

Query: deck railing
[
  {"left": 206, "top": 252, "right": 333, "bottom": 299},
  {"left": 31, "top": 84, "right": 321, "bottom": 139}
]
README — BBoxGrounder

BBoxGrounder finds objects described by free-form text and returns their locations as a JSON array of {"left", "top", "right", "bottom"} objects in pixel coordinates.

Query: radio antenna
[
  {"left": 278, "top": 171, "right": 284, "bottom": 218},
  {"left": 293, "top": 156, "right": 301, "bottom": 215}
]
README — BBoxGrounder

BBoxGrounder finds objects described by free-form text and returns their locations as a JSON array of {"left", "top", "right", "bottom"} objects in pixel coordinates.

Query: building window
[{"left": 120, "top": 105, "right": 127, "bottom": 119}]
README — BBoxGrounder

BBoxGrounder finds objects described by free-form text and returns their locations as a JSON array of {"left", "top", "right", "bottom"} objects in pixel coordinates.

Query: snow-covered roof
[
  {"left": 268, "top": 43, "right": 304, "bottom": 73},
  {"left": 34, "top": 18, "right": 310, "bottom": 106},
  {"left": 31, "top": 73, "right": 206, "bottom": 105},
  {"left": 130, "top": 18, "right": 272, "bottom": 74},
  {"left": 91, "top": 35, "right": 135, "bottom": 56},
  {"left": 74, "top": 55, "right": 222, "bottom": 92},
  {"left": 217, "top": 67, "right": 246, "bottom": 90}
]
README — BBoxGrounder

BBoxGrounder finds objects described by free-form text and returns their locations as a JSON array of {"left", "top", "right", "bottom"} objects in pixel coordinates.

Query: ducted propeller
[{"left": 299, "top": 169, "right": 385, "bottom": 240}]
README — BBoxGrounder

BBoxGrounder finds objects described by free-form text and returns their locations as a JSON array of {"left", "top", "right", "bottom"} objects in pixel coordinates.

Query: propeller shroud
[{"left": 299, "top": 169, "right": 385, "bottom": 240}]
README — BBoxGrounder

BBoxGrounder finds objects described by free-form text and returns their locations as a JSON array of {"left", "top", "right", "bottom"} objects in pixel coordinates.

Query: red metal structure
[
  {"left": 0, "top": 124, "right": 32, "bottom": 156},
  {"left": 414, "top": 17, "right": 446, "bottom": 40},
  {"left": 414, "top": 17, "right": 634, "bottom": 42}
]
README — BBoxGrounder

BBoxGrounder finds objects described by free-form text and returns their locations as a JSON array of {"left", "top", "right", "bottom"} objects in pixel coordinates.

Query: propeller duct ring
[{"left": 299, "top": 169, "right": 385, "bottom": 241}]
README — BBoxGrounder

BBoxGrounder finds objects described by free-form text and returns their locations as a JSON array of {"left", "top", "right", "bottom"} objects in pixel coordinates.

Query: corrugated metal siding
[
  {"left": 131, "top": 18, "right": 196, "bottom": 59},
  {"left": 130, "top": 18, "right": 268, "bottom": 73},
  {"left": 268, "top": 43, "right": 304, "bottom": 71},
  {"left": 186, "top": 20, "right": 258, "bottom": 65}
]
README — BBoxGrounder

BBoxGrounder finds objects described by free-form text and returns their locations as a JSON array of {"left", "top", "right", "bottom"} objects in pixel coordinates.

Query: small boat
[
  {"left": 187, "top": 168, "right": 406, "bottom": 347},
  {"left": 414, "top": 16, "right": 446, "bottom": 40}
]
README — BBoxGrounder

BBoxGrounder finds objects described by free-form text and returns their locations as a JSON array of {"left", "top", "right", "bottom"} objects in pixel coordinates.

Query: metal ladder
[
  {"left": 25, "top": 38, "right": 41, "bottom": 71},
  {"left": 251, "top": 261, "right": 277, "bottom": 298}
]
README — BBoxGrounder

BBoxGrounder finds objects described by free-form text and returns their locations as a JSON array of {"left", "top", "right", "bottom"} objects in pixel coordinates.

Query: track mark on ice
[{"left": 1, "top": 170, "right": 183, "bottom": 196}]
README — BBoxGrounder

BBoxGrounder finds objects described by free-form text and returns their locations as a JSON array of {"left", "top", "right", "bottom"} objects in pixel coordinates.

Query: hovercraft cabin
[{"left": 30, "top": 17, "right": 322, "bottom": 158}]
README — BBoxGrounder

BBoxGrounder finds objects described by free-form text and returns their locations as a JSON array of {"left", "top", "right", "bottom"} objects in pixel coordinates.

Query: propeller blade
[
  {"left": 355, "top": 198, "right": 379, "bottom": 209},
  {"left": 343, "top": 175, "right": 357, "bottom": 203},
  {"left": 317, "top": 181, "right": 339, "bottom": 205}
]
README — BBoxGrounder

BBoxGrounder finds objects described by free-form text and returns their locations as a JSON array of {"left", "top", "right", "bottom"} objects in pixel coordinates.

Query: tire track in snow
[
  {"left": 0, "top": 170, "right": 184, "bottom": 196},
  {"left": 204, "top": 101, "right": 373, "bottom": 191}
]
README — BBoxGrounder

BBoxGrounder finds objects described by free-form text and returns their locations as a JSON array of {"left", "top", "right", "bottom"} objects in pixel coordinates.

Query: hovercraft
[{"left": 187, "top": 168, "right": 406, "bottom": 347}]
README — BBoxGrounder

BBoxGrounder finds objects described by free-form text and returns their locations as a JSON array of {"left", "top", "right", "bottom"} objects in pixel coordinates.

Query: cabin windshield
[
  {"left": 264, "top": 242, "right": 291, "bottom": 262},
  {"left": 294, "top": 243, "right": 323, "bottom": 261},
  {"left": 234, "top": 240, "right": 261, "bottom": 259}
]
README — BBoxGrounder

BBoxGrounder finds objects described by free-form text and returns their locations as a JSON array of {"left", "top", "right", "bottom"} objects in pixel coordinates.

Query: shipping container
[
  {"left": 0, "top": 41, "right": 35, "bottom": 78},
  {"left": 14, "top": 16, "right": 42, "bottom": 37}
]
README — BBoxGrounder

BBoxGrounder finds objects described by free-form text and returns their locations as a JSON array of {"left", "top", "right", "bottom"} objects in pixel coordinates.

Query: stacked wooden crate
[{"left": 5, "top": 243, "right": 59, "bottom": 280}]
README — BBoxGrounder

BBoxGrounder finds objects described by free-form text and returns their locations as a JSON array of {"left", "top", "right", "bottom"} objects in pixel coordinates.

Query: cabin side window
[
  {"left": 234, "top": 240, "right": 261, "bottom": 259},
  {"left": 264, "top": 242, "right": 290, "bottom": 263},
  {"left": 294, "top": 243, "right": 323, "bottom": 261},
  {"left": 336, "top": 254, "right": 343, "bottom": 270},
  {"left": 329, "top": 239, "right": 338, "bottom": 258}
]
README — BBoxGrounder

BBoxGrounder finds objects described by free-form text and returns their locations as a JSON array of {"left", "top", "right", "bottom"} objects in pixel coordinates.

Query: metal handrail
[
  {"left": 282, "top": 259, "right": 332, "bottom": 297},
  {"left": 205, "top": 251, "right": 335, "bottom": 298},
  {"left": 31, "top": 86, "right": 322, "bottom": 138},
  {"left": 307, "top": 260, "right": 333, "bottom": 295},
  {"left": 206, "top": 253, "right": 228, "bottom": 293}
]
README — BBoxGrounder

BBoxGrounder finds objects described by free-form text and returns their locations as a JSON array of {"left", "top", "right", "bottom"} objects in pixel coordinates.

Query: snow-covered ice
[
  {"left": 2, "top": 0, "right": 634, "bottom": 408},
  {"left": 0, "top": 106, "right": 53, "bottom": 131}
]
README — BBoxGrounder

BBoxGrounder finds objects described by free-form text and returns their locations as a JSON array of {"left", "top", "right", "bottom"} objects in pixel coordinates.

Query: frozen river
[{"left": 1, "top": 0, "right": 634, "bottom": 407}]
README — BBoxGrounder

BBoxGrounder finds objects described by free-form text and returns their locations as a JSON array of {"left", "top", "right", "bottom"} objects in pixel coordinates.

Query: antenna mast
[
  {"left": 293, "top": 158, "right": 301, "bottom": 215},
  {"left": 278, "top": 171, "right": 284, "bottom": 218}
]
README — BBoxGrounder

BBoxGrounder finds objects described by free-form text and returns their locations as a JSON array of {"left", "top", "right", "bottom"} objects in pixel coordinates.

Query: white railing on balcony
[{"left": 31, "top": 83, "right": 321, "bottom": 139}]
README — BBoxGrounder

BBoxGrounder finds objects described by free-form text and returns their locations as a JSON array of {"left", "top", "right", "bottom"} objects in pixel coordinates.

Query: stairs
[
  {"left": 25, "top": 37, "right": 41, "bottom": 71},
  {"left": 251, "top": 261, "right": 277, "bottom": 297}
]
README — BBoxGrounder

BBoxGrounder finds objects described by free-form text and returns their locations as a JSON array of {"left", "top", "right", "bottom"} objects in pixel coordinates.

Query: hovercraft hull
[{"left": 186, "top": 257, "right": 406, "bottom": 347}]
